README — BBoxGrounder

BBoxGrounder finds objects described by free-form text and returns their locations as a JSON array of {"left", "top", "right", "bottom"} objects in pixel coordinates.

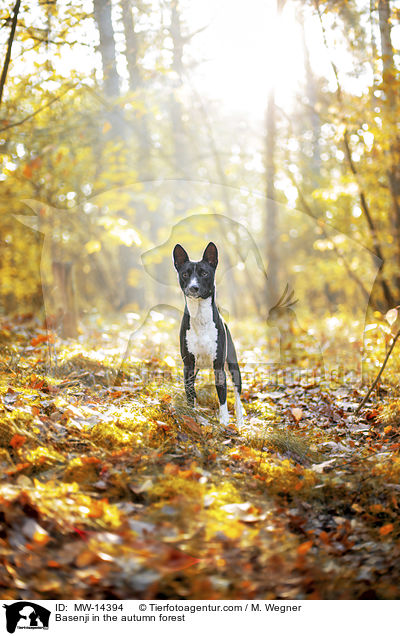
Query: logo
[{"left": 3, "top": 603, "right": 50, "bottom": 633}]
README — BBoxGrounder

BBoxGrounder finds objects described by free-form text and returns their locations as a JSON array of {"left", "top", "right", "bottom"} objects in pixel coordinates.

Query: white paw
[
  {"left": 219, "top": 402, "right": 230, "bottom": 427},
  {"left": 236, "top": 408, "right": 244, "bottom": 428},
  {"left": 234, "top": 389, "right": 244, "bottom": 427}
]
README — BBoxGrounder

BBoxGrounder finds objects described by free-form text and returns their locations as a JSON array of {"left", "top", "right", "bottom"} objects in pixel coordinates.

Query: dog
[{"left": 173, "top": 241, "right": 244, "bottom": 428}]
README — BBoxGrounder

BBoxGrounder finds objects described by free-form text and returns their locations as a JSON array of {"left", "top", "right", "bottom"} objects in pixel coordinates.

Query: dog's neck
[{"left": 185, "top": 295, "right": 215, "bottom": 326}]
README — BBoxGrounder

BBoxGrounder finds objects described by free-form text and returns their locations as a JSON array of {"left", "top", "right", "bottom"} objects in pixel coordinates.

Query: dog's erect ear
[
  {"left": 202, "top": 242, "right": 218, "bottom": 268},
  {"left": 173, "top": 244, "right": 189, "bottom": 270}
]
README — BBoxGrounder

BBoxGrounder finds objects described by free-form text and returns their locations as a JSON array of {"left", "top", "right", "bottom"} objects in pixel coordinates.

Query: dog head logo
[{"left": 3, "top": 602, "right": 50, "bottom": 633}]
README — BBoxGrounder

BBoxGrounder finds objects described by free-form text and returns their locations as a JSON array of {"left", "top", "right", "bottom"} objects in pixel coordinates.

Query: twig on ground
[{"left": 356, "top": 327, "right": 400, "bottom": 413}]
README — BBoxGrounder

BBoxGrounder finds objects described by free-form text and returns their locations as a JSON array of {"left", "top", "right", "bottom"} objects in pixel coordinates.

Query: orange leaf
[
  {"left": 23, "top": 156, "right": 42, "bottom": 178},
  {"left": 164, "top": 463, "right": 179, "bottom": 475},
  {"left": 75, "top": 550, "right": 97, "bottom": 568},
  {"left": 160, "top": 548, "right": 200, "bottom": 572},
  {"left": 5, "top": 462, "right": 30, "bottom": 475},
  {"left": 82, "top": 456, "right": 101, "bottom": 465},
  {"left": 297, "top": 540, "right": 313, "bottom": 556},
  {"left": 87, "top": 500, "right": 104, "bottom": 519},
  {"left": 379, "top": 523, "right": 393, "bottom": 536},
  {"left": 319, "top": 531, "right": 330, "bottom": 545},
  {"left": 31, "top": 332, "right": 54, "bottom": 346},
  {"left": 182, "top": 415, "right": 202, "bottom": 434},
  {"left": 29, "top": 375, "right": 44, "bottom": 389},
  {"left": 384, "top": 425, "right": 393, "bottom": 435},
  {"left": 10, "top": 434, "right": 27, "bottom": 449}
]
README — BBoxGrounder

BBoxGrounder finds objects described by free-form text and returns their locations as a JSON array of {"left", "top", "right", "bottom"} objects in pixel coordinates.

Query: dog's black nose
[{"left": 190, "top": 285, "right": 199, "bottom": 293}]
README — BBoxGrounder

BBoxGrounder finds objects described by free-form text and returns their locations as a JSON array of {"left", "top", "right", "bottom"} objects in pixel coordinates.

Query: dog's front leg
[
  {"left": 183, "top": 362, "right": 196, "bottom": 407},
  {"left": 214, "top": 366, "right": 229, "bottom": 427}
]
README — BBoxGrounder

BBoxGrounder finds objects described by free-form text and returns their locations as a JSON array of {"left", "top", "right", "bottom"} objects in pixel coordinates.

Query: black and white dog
[{"left": 173, "top": 242, "right": 244, "bottom": 428}]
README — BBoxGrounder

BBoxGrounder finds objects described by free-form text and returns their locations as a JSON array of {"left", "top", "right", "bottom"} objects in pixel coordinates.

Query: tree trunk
[
  {"left": 378, "top": 0, "right": 400, "bottom": 297},
  {"left": 378, "top": 0, "right": 395, "bottom": 95},
  {"left": 93, "top": 0, "right": 124, "bottom": 136},
  {"left": 169, "top": 0, "right": 190, "bottom": 177},
  {"left": 93, "top": 0, "right": 120, "bottom": 98},
  {"left": 265, "top": 89, "right": 279, "bottom": 308},
  {"left": 120, "top": 0, "right": 140, "bottom": 90},
  {"left": 52, "top": 262, "right": 78, "bottom": 338},
  {"left": 299, "top": 8, "right": 321, "bottom": 191},
  {"left": 118, "top": 1, "right": 155, "bottom": 306},
  {"left": 264, "top": 0, "right": 286, "bottom": 309},
  {"left": 120, "top": 0, "right": 151, "bottom": 156}
]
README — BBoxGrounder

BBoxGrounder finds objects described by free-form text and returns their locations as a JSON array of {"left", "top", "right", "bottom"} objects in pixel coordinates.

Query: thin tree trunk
[
  {"left": 93, "top": 0, "right": 120, "bottom": 98},
  {"left": 52, "top": 262, "right": 78, "bottom": 338},
  {"left": 378, "top": 0, "right": 395, "bottom": 95},
  {"left": 118, "top": 1, "right": 153, "bottom": 306},
  {"left": 120, "top": 0, "right": 151, "bottom": 156},
  {"left": 378, "top": 0, "right": 400, "bottom": 296},
  {"left": 169, "top": 0, "right": 189, "bottom": 176},
  {"left": 265, "top": 0, "right": 286, "bottom": 308},
  {"left": 93, "top": 0, "right": 124, "bottom": 136},
  {"left": 0, "top": 0, "right": 21, "bottom": 107},
  {"left": 299, "top": 8, "right": 321, "bottom": 189},
  {"left": 370, "top": 0, "right": 379, "bottom": 93},
  {"left": 265, "top": 89, "right": 279, "bottom": 308},
  {"left": 120, "top": 0, "right": 140, "bottom": 90}
]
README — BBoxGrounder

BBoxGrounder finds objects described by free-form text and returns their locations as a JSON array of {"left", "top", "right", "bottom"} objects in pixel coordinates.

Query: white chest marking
[{"left": 185, "top": 297, "right": 218, "bottom": 369}]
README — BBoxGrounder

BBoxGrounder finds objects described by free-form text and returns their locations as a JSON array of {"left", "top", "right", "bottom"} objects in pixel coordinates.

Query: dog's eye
[
  {"left": 200, "top": 271, "right": 208, "bottom": 277},
  {"left": 182, "top": 272, "right": 189, "bottom": 279}
]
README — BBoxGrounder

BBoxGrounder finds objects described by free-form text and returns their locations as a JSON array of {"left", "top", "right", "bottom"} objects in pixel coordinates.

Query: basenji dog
[{"left": 173, "top": 242, "right": 244, "bottom": 428}]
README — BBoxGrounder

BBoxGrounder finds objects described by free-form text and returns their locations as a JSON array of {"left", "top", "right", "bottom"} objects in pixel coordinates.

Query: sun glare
[{"left": 187, "top": 0, "right": 306, "bottom": 119}]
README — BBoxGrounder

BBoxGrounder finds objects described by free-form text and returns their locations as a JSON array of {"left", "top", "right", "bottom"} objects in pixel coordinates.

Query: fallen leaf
[
  {"left": 182, "top": 415, "right": 202, "bottom": 434},
  {"left": 291, "top": 407, "right": 303, "bottom": 423},
  {"left": 22, "top": 519, "right": 50, "bottom": 546},
  {"left": 297, "top": 540, "right": 313, "bottom": 556},
  {"left": 10, "top": 434, "right": 27, "bottom": 449},
  {"left": 31, "top": 333, "right": 54, "bottom": 346},
  {"left": 159, "top": 548, "right": 200, "bottom": 573},
  {"left": 379, "top": 523, "right": 393, "bottom": 536}
]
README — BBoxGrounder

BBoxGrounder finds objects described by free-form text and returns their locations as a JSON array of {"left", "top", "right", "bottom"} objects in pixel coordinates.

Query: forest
[{"left": 0, "top": 0, "right": 400, "bottom": 600}]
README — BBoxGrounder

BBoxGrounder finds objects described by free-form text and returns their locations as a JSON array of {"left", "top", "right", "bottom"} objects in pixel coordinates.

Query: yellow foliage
[
  {"left": 64, "top": 457, "right": 100, "bottom": 484},
  {"left": 0, "top": 410, "right": 34, "bottom": 447},
  {"left": 251, "top": 449, "right": 317, "bottom": 494},
  {"left": 85, "top": 240, "right": 102, "bottom": 254},
  {"left": 0, "top": 418, "right": 18, "bottom": 447},
  {"left": 377, "top": 400, "right": 400, "bottom": 427},
  {"left": 24, "top": 446, "right": 64, "bottom": 472},
  {"left": 90, "top": 421, "right": 136, "bottom": 450},
  {"left": 149, "top": 475, "right": 205, "bottom": 508}
]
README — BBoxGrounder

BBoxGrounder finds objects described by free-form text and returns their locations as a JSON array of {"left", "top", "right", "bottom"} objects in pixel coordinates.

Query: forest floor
[{"left": 0, "top": 313, "right": 400, "bottom": 600}]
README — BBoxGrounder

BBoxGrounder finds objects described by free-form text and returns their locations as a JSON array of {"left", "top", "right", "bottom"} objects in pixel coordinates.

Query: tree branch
[
  {"left": 356, "top": 326, "right": 400, "bottom": 413},
  {"left": 0, "top": 0, "right": 21, "bottom": 107},
  {"left": 286, "top": 167, "right": 374, "bottom": 306},
  {"left": 0, "top": 86, "right": 75, "bottom": 134}
]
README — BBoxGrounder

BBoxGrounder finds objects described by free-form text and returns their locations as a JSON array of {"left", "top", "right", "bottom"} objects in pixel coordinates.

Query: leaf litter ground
[{"left": 0, "top": 315, "right": 399, "bottom": 600}]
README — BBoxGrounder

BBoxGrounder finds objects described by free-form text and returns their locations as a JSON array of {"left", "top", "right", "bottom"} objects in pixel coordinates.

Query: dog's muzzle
[{"left": 185, "top": 285, "right": 200, "bottom": 298}]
